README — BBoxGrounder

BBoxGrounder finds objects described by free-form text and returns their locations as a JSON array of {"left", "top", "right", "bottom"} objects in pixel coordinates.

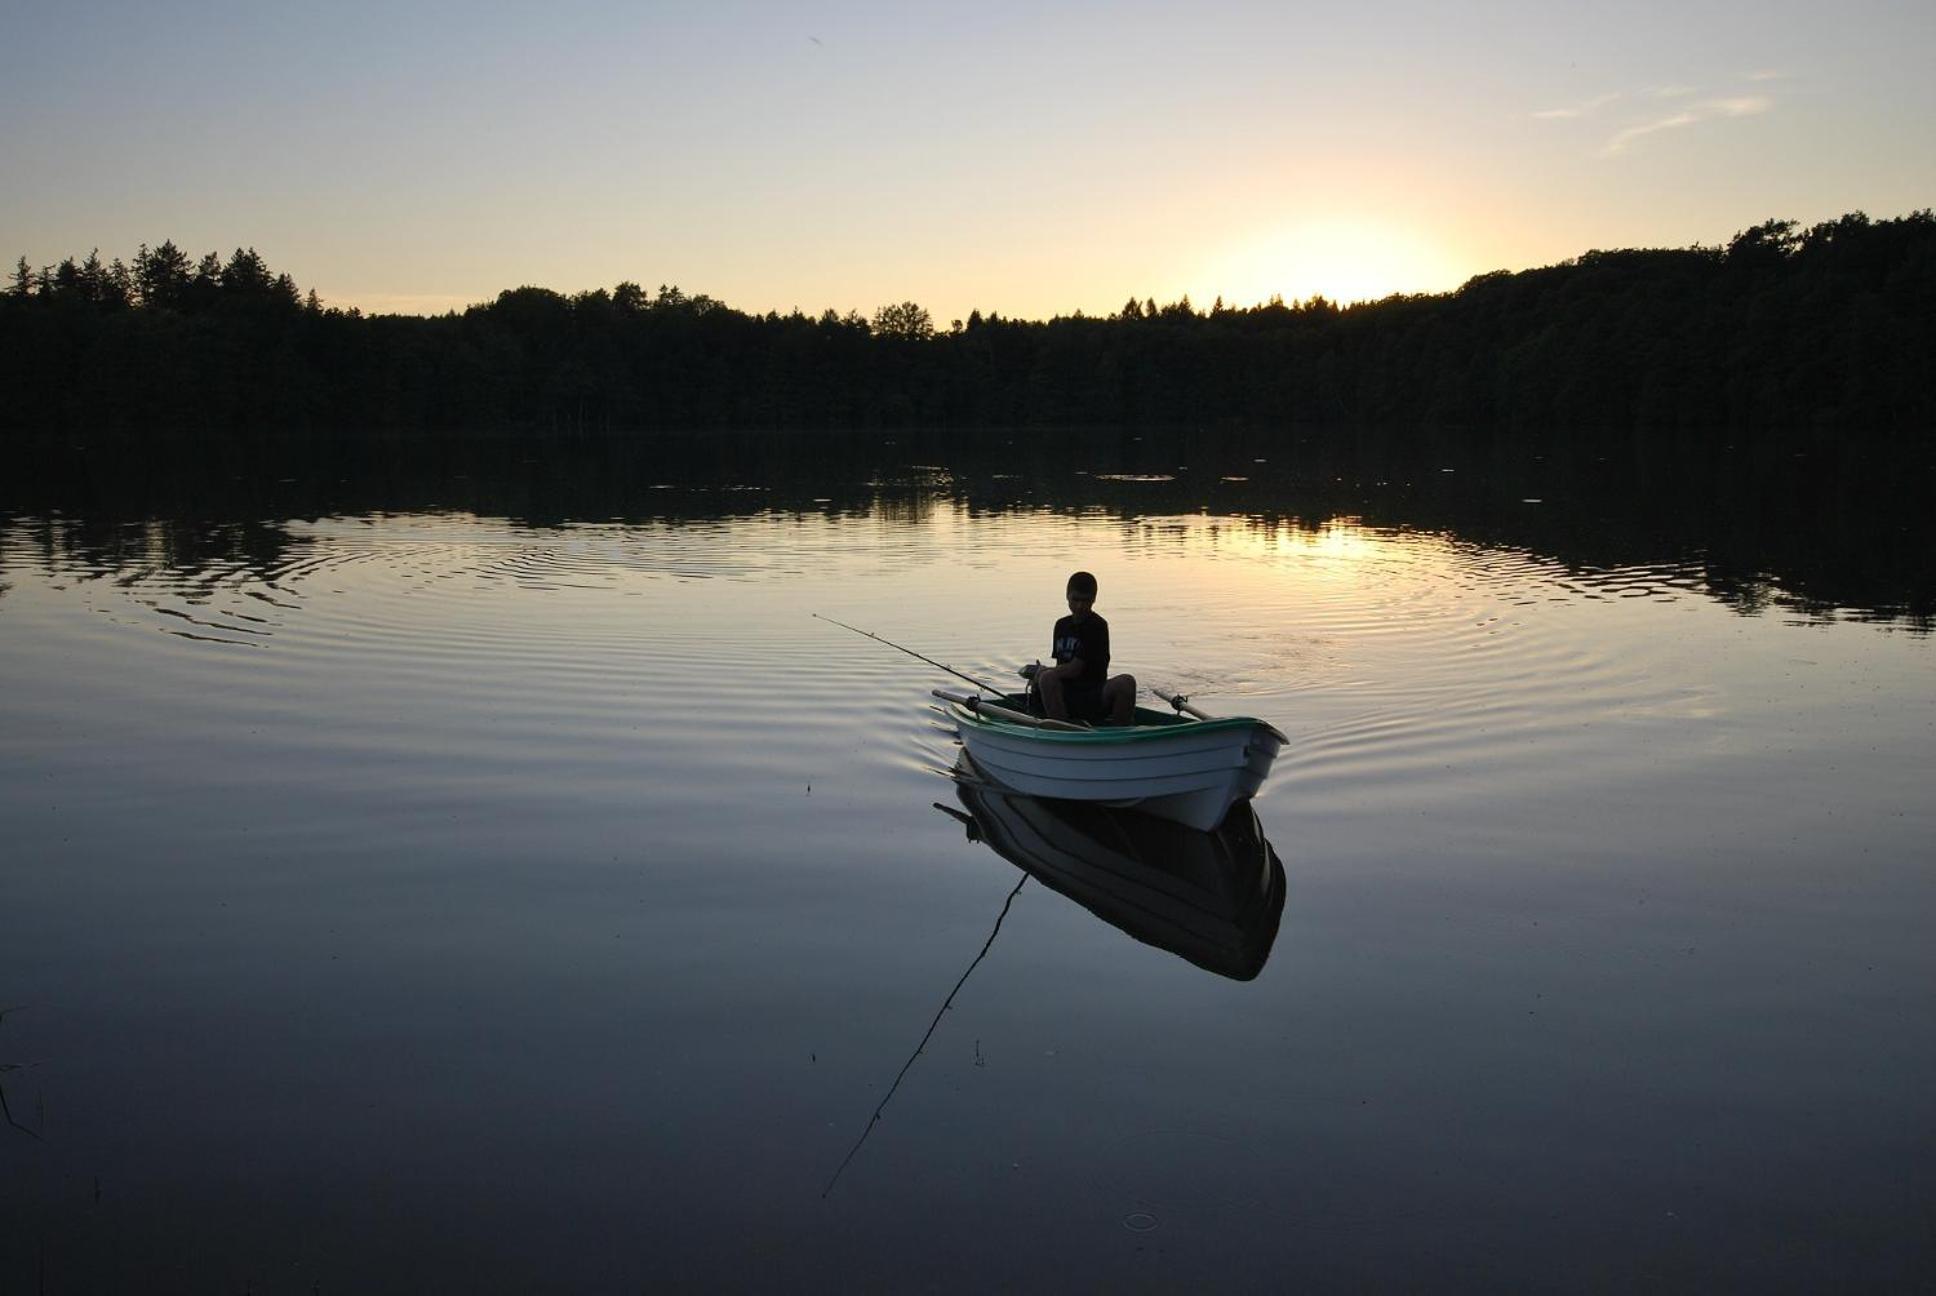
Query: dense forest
[{"left": 3, "top": 211, "right": 1931, "bottom": 444}]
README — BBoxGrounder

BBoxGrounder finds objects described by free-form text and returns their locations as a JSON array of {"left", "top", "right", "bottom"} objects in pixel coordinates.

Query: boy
[{"left": 1031, "top": 570, "right": 1137, "bottom": 725}]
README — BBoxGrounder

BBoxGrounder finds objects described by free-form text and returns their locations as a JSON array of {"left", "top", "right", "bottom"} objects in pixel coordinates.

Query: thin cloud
[
  {"left": 1704, "top": 95, "right": 1773, "bottom": 117},
  {"left": 1602, "top": 112, "right": 1700, "bottom": 156},
  {"left": 1648, "top": 85, "right": 1697, "bottom": 98},
  {"left": 1532, "top": 91, "right": 1622, "bottom": 120},
  {"left": 1745, "top": 69, "right": 1789, "bottom": 82},
  {"left": 1597, "top": 92, "right": 1774, "bottom": 156}
]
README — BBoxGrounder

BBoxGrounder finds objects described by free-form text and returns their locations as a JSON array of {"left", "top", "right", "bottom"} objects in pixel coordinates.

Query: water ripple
[{"left": 1, "top": 503, "right": 1911, "bottom": 827}]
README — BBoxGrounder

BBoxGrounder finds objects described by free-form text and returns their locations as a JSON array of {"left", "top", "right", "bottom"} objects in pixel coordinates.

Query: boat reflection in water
[
  {"left": 826, "top": 760, "right": 1290, "bottom": 1195},
  {"left": 937, "top": 754, "right": 1287, "bottom": 981}
]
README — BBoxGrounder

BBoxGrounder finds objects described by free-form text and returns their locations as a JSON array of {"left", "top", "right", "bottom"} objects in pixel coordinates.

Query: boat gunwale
[{"left": 947, "top": 696, "right": 1285, "bottom": 745}]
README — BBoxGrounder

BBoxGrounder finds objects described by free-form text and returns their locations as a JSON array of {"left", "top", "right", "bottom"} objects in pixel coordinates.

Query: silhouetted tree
[
  {"left": 1727, "top": 218, "right": 1801, "bottom": 268},
  {"left": 872, "top": 301, "right": 933, "bottom": 341},
  {"left": 131, "top": 241, "right": 191, "bottom": 310}
]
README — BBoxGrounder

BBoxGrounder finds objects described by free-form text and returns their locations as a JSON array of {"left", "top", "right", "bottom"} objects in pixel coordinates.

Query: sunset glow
[
  {"left": 1202, "top": 219, "right": 1466, "bottom": 307},
  {"left": 3, "top": 3, "right": 1931, "bottom": 321}
]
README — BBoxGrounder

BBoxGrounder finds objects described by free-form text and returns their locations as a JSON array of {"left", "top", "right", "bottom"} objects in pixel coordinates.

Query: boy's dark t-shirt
[{"left": 1051, "top": 612, "right": 1110, "bottom": 686}]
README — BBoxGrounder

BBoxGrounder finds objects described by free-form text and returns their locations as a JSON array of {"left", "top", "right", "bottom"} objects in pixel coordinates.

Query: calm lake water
[{"left": 2, "top": 431, "right": 1932, "bottom": 1291}]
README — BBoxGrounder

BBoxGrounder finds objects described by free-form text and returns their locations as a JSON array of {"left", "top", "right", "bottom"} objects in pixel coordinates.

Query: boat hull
[{"left": 942, "top": 694, "right": 1284, "bottom": 832}]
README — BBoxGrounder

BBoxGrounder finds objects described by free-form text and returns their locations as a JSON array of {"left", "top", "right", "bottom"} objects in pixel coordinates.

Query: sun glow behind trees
[{"left": 1199, "top": 219, "right": 1466, "bottom": 308}]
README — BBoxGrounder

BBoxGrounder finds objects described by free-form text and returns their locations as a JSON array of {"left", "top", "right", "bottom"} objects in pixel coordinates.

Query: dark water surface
[{"left": 2, "top": 431, "right": 1932, "bottom": 1291}]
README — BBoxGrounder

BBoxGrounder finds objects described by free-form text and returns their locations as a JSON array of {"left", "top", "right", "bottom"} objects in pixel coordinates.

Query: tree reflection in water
[{"left": 2, "top": 429, "right": 1929, "bottom": 631}]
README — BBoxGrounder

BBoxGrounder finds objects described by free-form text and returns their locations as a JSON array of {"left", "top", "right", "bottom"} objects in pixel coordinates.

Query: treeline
[{"left": 3, "top": 212, "right": 1932, "bottom": 443}]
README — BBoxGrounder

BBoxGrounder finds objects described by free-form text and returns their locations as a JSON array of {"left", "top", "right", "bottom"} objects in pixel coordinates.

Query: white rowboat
[{"left": 934, "top": 689, "right": 1286, "bottom": 832}]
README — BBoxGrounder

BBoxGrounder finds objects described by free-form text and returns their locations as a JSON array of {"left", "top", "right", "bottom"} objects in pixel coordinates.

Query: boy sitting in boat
[{"left": 1026, "top": 570, "right": 1137, "bottom": 725}]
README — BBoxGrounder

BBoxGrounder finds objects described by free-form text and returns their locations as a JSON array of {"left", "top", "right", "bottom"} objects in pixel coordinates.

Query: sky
[{"left": 4, "top": 0, "right": 1933, "bottom": 322}]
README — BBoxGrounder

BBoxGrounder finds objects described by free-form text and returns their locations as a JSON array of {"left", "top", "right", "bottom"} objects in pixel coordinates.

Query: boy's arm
[
  {"left": 1035, "top": 619, "right": 1088, "bottom": 681},
  {"left": 1037, "top": 622, "right": 1089, "bottom": 680}
]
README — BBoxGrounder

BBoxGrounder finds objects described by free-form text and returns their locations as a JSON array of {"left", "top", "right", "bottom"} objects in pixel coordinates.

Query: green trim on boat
[{"left": 950, "top": 694, "right": 1277, "bottom": 744}]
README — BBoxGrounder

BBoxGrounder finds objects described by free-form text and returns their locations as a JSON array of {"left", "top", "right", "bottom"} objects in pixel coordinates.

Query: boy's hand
[{"left": 1019, "top": 661, "right": 1042, "bottom": 680}]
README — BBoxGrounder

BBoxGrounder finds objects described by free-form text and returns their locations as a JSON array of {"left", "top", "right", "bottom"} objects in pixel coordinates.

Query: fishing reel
[{"left": 1018, "top": 661, "right": 1045, "bottom": 715}]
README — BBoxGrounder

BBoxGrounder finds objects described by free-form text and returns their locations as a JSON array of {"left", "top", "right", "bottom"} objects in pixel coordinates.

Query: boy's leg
[
  {"left": 1103, "top": 674, "right": 1137, "bottom": 725},
  {"left": 1038, "top": 670, "right": 1067, "bottom": 720}
]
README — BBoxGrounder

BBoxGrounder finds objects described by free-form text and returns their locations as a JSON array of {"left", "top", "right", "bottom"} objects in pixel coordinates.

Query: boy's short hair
[{"left": 1066, "top": 570, "right": 1098, "bottom": 598}]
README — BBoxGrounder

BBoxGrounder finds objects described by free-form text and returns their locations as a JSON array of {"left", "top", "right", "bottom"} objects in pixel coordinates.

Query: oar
[
  {"left": 1158, "top": 690, "right": 1216, "bottom": 721},
  {"left": 932, "top": 688, "right": 1090, "bottom": 732},
  {"left": 1159, "top": 689, "right": 1291, "bottom": 743}
]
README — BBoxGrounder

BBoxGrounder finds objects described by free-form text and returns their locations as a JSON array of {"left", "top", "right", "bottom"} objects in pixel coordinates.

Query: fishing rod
[{"left": 813, "top": 614, "right": 1005, "bottom": 695}]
